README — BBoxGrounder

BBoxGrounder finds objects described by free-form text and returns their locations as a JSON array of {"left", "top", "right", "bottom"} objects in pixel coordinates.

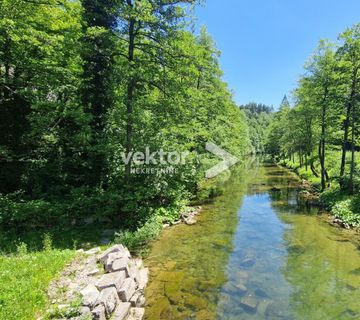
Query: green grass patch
[{"left": 0, "top": 244, "right": 74, "bottom": 320}]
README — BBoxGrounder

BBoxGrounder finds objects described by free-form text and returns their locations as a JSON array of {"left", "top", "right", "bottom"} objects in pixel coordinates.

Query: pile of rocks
[
  {"left": 80, "top": 244, "right": 148, "bottom": 320},
  {"left": 181, "top": 206, "right": 202, "bottom": 225}
]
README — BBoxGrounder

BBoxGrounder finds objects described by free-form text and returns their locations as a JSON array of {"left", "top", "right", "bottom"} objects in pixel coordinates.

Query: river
[{"left": 144, "top": 162, "right": 360, "bottom": 320}]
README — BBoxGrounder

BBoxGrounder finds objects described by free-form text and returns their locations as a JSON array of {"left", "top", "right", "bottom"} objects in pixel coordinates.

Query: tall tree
[
  {"left": 80, "top": 0, "right": 119, "bottom": 186},
  {"left": 337, "top": 24, "right": 360, "bottom": 193}
]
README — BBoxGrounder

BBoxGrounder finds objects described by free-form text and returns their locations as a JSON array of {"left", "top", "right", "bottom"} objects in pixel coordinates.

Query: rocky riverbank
[
  {"left": 276, "top": 163, "right": 359, "bottom": 230},
  {"left": 46, "top": 244, "right": 148, "bottom": 320}
]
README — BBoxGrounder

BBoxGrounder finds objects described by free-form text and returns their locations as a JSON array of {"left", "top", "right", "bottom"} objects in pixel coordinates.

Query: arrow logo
[{"left": 205, "top": 142, "right": 239, "bottom": 179}]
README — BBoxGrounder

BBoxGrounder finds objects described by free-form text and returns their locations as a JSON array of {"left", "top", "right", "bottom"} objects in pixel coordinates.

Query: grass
[
  {"left": 0, "top": 244, "right": 75, "bottom": 320},
  {"left": 0, "top": 224, "right": 113, "bottom": 320}
]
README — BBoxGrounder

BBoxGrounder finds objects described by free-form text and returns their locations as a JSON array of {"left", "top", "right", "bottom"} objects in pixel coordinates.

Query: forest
[
  {"left": 266, "top": 25, "right": 360, "bottom": 227},
  {"left": 0, "top": 1, "right": 359, "bottom": 319},
  {"left": 0, "top": 0, "right": 250, "bottom": 239}
]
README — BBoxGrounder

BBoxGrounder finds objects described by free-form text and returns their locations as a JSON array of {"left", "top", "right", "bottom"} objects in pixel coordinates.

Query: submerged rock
[
  {"left": 240, "top": 257, "right": 256, "bottom": 268},
  {"left": 265, "top": 301, "right": 290, "bottom": 319},
  {"left": 254, "top": 288, "right": 269, "bottom": 298},
  {"left": 239, "top": 296, "right": 259, "bottom": 313}
]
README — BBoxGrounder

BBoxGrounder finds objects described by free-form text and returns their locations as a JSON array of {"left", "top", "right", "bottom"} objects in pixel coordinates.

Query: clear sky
[{"left": 195, "top": 0, "right": 360, "bottom": 109}]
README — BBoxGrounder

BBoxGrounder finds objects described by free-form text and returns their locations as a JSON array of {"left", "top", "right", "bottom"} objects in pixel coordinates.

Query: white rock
[
  {"left": 105, "top": 252, "right": 129, "bottom": 272},
  {"left": 112, "top": 302, "right": 131, "bottom": 320},
  {"left": 99, "top": 287, "right": 120, "bottom": 316},
  {"left": 130, "top": 291, "right": 146, "bottom": 307},
  {"left": 87, "top": 268, "right": 100, "bottom": 276},
  {"left": 129, "top": 291, "right": 141, "bottom": 307},
  {"left": 92, "top": 304, "right": 106, "bottom": 320},
  {"left": 110, "top": 257, "right": 131, "bottom": 274},
  {"left": 118, "top": 277, "right": 136, "bottom": 302},
  {"left": 95, "top": 271, "right": 127, "bottom": 291},
  {"left": 80, "top": 284, "right": 100, "bottom": 308},
  {"left": 136, "top": 294, "right": 146, "bottom": 308},
  {"left": 79, "top": 306, "right": 91, "bottom": 317},
  {"left": 127, "top": 307, "right": 145, "bottom": 320},
  {"left": 98, "top": 245, "right": 130, "bottom": 264},
  {"left": 136, "top": 268, "right": 149, "bottom": 291}
]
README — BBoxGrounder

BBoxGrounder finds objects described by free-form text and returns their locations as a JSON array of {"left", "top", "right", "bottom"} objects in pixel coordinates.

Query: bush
[
  {"left": 0, "top": 188, "right": 123, "bottom": 228},
  {"left": 332, "top": 199, "right": 360, "bottom": 227},
  {"left": 0, "top": 192, "right": 51, "bottom": 226},
  {"left": 319, "top": 187, "right": 345, "bottom": 209},
  {"left": 115, "top": 215, "right": 164, "bottom": 254}
]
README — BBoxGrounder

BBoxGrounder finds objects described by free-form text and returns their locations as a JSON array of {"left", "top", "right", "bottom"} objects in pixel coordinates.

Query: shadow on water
[{"left": 145, "top": 162, "right": 360, "bottom": 320}]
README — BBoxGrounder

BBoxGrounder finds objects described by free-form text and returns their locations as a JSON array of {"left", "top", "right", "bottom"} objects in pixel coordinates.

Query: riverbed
[{"left": 144, "top": 163, "right": 360, "bottom": 320}]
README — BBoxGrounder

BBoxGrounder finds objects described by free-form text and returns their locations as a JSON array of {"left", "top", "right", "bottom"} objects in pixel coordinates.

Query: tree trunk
[
  {"left": 125, "top": 16, "right": 136, "bottom": 177},
  {"left": 349, "top": 105, "right": 356, "bottom": 194},
  {"left": 319, "top": 103, "right": 326, "bottom": 191},
  {"left": 340, "top": 102, "right": 351, "bottom": 179},
  {"left": 340, "top": 67, "right": 358, "bottom": 179}
]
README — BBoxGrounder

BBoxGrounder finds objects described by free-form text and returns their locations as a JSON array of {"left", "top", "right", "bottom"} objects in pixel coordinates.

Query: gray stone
[
  {"left": 92, "top": 304, "right": 106, "bottom": 320},
  {"left": 254, "top": 288, "right": 269, "bottom": 298},
  {"left": 98, "top": 245, "right": 130, "bottom": 264},
  {"left": 185, "top": 218, "right": 197, "bottom": 225},
  {"left": 136, "top": 294, "right": 146, "bottom": 308},
  {"left": 80, "top": 284, "right": 100, "bottom": 308},
  {"left": 129, "top": 291, "right": 145, "bottom": 307},
  {"left": 112, "top": 302, "right": 131, "bottom": 320},
  {"left": 128, "top": 261, "right": 138, "bottom": 278},
  {"left": 95, "top": 271, "right": 127, "bottom": 291},
  {"left": 99, "top": 287, "right": 120, "bottom": 316},
  {"left": 79, "top": 306, "right": 91, "bottom": 317},
  {"left": 136, "top": 268, "right": 149, "bottom": 291},
  {"left": 265, "top": 301, "right": 290, "bottom": 319},
  {"left": 105, "top": 252, "right": 129, "bottom": 273},
  {"left": 235, "top": 283, "right": 247, "bottom": 295},
  {"left": 111, "top": 257, "right": 131, "bottom": 274},
  {"left": 240, "top": 257, "right": 256, "bottom": 268},
  {"left": 118, "top": 277, "right": 136, "bottom": 302},
  {"left": 129, "top": 292, "right": 140, "bottom": 307},
  {"left": 87, "top": 268, "right": 100, "bottom": 276},
  {"left": 240, "top": 296, "right": 259, "bottom": 312},
  {"left": 127, "top": 307, "right": 145, "bottom": 320},
  {"left": 133, "top": 258, "right": 144, "bottom": 270}
]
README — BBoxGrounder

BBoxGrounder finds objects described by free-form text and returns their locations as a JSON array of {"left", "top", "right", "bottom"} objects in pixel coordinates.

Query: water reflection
[
  {"left": 145, "top": 163, "right": 360, "bottom": 320},
  {"left": 218, "top": 164, "right": 360, "bottom": 320},
  {"left": 144, "top": 165, "right": 250, "bottom": 320}
]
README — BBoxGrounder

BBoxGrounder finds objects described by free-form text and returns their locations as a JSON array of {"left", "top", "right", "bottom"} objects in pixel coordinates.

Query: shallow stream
[{"left": 144, "top": 163, "right": 360, "bottom": 320}]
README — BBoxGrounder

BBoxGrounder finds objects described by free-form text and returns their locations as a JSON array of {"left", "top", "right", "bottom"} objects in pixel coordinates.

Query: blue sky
[{"left": 195, "top": 0, "right": 360, "bottom": 108}]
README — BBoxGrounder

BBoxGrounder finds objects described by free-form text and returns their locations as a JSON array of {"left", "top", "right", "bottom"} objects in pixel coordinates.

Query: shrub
[
  {"left": 115, "top": 215, "right": 164, "bottom": 254},
  {"left": 332, "top": 198, "right": 360, "bottom": 227}
]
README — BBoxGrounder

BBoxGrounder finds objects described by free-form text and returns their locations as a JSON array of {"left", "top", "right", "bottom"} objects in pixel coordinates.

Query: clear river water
[{"left": 144, "top": 162, "right": 360, "bottom": 320}]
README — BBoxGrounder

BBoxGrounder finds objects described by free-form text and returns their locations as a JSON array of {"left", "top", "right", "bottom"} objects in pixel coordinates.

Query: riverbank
[{"left": 278, "top": 159, "right": 360, "bottom": 229}]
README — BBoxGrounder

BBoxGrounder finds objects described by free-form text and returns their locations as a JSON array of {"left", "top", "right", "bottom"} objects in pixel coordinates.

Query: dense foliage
[
  {"left": 0, "top": 0, "right": 251, "bottom": 231},
  {"left": 266, "top": 24, "right": 360, "bottom": 226},
  {"left": 240, "top": 102, "right": 273, "bottom": 154}
]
